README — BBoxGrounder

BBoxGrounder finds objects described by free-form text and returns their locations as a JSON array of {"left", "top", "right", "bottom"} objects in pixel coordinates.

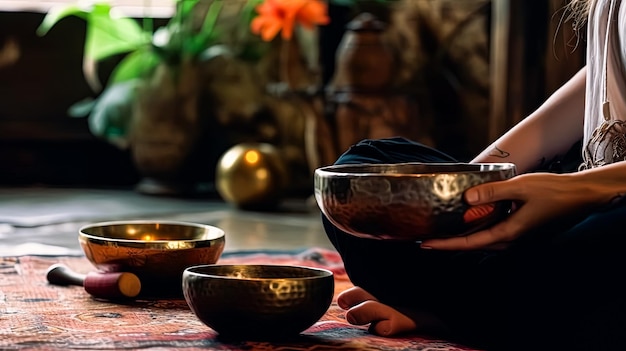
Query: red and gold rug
[{"left": 0, "top": 248, "right": 480, "bottom": 350}]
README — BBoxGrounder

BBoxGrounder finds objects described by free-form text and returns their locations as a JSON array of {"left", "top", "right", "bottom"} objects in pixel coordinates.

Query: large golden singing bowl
[
  {"left": 314, "top": 162, "right": 517, "bottom": 241},
  {"left": 182, "top": 264, "right": 334, "bottom": 339},
  {"left": 79, "top": 220, "right": 226, "bottom": 295}
]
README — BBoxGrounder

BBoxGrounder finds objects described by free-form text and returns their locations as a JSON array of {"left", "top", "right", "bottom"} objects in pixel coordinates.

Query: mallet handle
[{"left": 46, "top": 263, "right": 141, "bottom": 299}]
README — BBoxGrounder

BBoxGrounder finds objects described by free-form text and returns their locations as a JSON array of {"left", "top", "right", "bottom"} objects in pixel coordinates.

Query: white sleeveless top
[{"left": 582, "top": 0, "right": 626, "bottom": 169}]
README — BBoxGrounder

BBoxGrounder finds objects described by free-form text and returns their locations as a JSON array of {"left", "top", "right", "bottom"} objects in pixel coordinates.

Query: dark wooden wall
[
  {"left": 0, "top": 11, "right": 141, "bottom": 187},
  {"left": 489, "top": 0, "right": 585, "bottom": 141}
]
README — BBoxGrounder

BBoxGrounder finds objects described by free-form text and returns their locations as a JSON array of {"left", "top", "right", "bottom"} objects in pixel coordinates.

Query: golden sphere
[{"left": 216, "top": 143, "right": 288, "bottom": 209}]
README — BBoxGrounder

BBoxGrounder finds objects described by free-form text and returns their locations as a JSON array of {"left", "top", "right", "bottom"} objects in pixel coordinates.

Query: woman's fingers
[
  {"left": 421, "top": 221, "right": 517, "bottom": 250},
  {"left": 420, "top": 177, "right": 529, "bottom": 250},
  {"left": 464, "top": 178, "right": 515, "bottom": 205}
]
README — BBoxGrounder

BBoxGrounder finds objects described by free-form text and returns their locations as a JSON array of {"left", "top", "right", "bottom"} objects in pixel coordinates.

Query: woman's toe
[{"left": 337, "top": 286, "right": 378, "bottom": 309}]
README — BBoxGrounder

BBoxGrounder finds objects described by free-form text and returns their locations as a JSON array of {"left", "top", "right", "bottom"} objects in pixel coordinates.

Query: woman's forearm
[
  {"left": 473, "top": 67, "right": 587, "bottom": 173},
  {"left": 566, "top": 160, "right": 626, "bottom": 207}
]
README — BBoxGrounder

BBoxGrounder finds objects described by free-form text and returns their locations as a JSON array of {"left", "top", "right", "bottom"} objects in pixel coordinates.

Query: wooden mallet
[{"left": 46, "top": 263, "right": 141, "bottom": 299}]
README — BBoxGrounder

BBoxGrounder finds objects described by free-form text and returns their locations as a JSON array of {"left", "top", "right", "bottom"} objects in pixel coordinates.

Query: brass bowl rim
[
  {"left": 78, "top": 220, "right": 225, "bottom": 246},
  {"left": 315, "top": 162, "right": 517, "bottom": 177},
  {"left": 184, "top": 264, "right": 334, "bottom": 281}
]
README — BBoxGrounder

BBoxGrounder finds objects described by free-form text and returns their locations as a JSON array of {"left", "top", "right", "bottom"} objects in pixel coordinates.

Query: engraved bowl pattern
[
  {"left": 182, "top": 264, "right": 334, "bottom": 338},
  {"left": 79, "top": 221, "right": 226, "bottom": 290},
  {"left": 314, "top": 162, "right": 517, "bottom": 240}
]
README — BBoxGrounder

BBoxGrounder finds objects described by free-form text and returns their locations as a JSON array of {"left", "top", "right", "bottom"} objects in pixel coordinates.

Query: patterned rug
[{"left": 0, "top": 248, "right": 481, "bottom": 350}]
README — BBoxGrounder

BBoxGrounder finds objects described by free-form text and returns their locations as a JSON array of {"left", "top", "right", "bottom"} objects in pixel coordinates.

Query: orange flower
[{"left": 250, "top": 0, "right": 330, "bottom": 42}]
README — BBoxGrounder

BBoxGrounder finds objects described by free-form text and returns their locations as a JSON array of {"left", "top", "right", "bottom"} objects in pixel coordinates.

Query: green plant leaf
[
  {"left": 176, "top": 0, "right": 200, "bottom": 18},
  {"left": 84, "top": 3, "right": 148, "bottom": 62},
  {"left": 37, "top": 2, "right": 151, "bottom": 91},
  {"left": 198, "top": 44, "right": 232, "bottom": 62},
  {"left": 108, "top": 48, "right": 161, "bottom": 84},
  {"left": 36, "top": 4, "right": 87, "bottom": 36},
  {"left": 67, "top": 97, "right": 97, "bottom": 118},
  {"left": 184, "top": 0, "right": 223, "bottom": 57},
  {"left": 199, "top": 0, "right": 223, "bottom": 36},
  {"left": 87, "top": 80, "right": 140, "bottom": 148},
  {"left": 240, "top": 0, "right": 263, "bottom": 23},
  {"left": 37, "top": 2, "right": 148, "bottom": 60}
]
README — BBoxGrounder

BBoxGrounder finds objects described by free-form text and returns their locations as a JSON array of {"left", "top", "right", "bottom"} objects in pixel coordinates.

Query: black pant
[{"left": 322, "top": 137, "right": 626, "bottom": 351}]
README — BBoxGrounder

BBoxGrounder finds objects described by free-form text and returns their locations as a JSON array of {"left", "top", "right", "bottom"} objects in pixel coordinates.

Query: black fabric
[{"left": 322, "top": 137, "right": 626, "bottom": 351}]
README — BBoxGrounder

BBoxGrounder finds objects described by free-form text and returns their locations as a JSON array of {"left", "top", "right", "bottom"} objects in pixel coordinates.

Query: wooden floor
[{"left": 0, "top": 186, "right": 334, "bottom": 256}]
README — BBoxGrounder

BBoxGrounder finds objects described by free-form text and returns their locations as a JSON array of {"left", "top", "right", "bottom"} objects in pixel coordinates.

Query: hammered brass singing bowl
[
  {"left": 314, "top": 162, "right": 517, "bottom": 241},
  {"left": 79, "top": 221, "right": 226, "bottom": 293},
  {"left": 183, "top": 264, "right": 334, "bottom": 339}
]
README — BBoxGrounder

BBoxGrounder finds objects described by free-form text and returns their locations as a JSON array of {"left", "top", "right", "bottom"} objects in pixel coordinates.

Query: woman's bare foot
[{"left": 337, "top": 286, "right": 418, "bottom": 336}]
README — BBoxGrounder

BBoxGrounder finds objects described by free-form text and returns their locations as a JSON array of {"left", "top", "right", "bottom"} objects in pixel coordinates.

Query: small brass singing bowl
[
  {"left": 79, "top": 220, "right": 226, "bottom": 295},
  {"left": 183, "top": 264, "right": 334, "bottom": 339},
  {"left": 315, "top": 162, "right": 517, "bottom": 241}
]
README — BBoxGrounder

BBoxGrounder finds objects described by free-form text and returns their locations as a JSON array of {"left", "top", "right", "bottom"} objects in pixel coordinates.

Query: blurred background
[{"left": 0, "top": 0, "right": 584, "bottom": 203}]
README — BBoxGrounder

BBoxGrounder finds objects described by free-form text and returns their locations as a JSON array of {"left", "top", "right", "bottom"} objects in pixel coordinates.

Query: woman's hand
[
  {"left": 420, "top": 172, "right": 600, "bottom": 250},
  {"left": 337, "top": 286, "right": 418, "bottom": 336}
]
